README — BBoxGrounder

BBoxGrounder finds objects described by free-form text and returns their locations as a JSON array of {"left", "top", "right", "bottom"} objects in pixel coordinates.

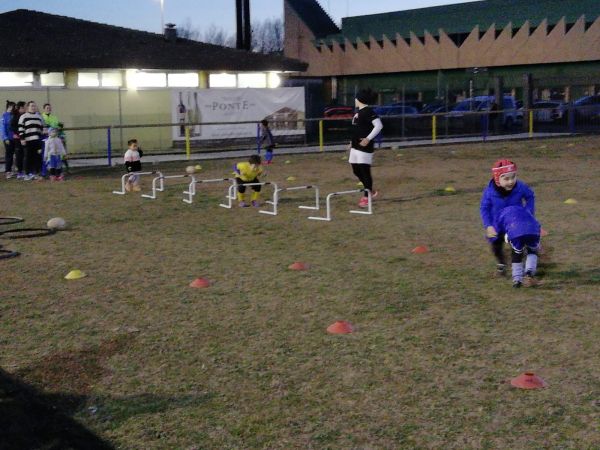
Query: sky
[{"left": 0, "top": 0, "right": 480, "bottom": 36}]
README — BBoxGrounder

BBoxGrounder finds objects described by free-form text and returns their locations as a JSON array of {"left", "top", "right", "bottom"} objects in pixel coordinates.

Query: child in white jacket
[{"left": 45, "top": 127, "right": 67, "bottom": 181}]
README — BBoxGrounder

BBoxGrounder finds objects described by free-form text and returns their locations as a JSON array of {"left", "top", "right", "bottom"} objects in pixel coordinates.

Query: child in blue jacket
[{"left": 480, "top": 159, "right": 539, "bottom": 287}]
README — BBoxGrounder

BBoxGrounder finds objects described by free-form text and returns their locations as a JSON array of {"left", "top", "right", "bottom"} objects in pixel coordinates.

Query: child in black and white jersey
[
  {"left": 348, "top": 88, "right": 383, "bottom": 208},
  {"left": 124, "top": 138, "right": 143, "bottom": 192}
]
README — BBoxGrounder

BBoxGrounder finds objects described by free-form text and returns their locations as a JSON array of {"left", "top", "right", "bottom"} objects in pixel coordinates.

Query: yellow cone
[
  {"left": 286, "top": 176, "right": 296, "bottom": 181},
  {"left": 195, "top": 164, "right": 203, "bottom": 171},
  {"left": 444, "top": 186, "right": 456, "bottom": 193},
  {"left": 285, "top": 160, "right": 291, "bottom": 164},
  {"left": 65, "top": 269, "right": 86, "bottom": 280},
  {"left": 356, "top": 181, "right": 364, "bottom": 187},
  {"left": 564, "top": 198, "right": 578, "bottom": 205}
]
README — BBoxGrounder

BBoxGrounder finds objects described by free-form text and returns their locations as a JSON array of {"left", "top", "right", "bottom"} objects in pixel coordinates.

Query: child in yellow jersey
[{"left": 233, "top": 154, "right": 264, "bottom": 207}]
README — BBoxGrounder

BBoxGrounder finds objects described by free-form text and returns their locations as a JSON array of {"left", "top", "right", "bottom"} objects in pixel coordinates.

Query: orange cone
[
  {"left": 327, "top": 321, "right": 354, "bottom": 334},
  {"left": 510, "top": 372, "right": 548, "bottom": 389},
  {"left": 541, "top": 228, "right": 549, "bottom": 237},
  {"left": 189, "top": 277, "right": 211, "bottom": 288},
  {"left": 411, "top": 246, "right": 429, "bottom": 254},
  {"left": 288, "top": 262, "right": 309, "bottom": 271}
]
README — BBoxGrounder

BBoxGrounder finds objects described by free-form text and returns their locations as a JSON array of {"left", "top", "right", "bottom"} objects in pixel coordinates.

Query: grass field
[{"left": 1, "top": 136, "right": 599, "bottom": 449}]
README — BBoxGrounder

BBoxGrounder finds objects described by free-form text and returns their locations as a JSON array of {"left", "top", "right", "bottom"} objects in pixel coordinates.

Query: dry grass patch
[{"left": 1, "top": 136, "right": 599, "bottom": 449}]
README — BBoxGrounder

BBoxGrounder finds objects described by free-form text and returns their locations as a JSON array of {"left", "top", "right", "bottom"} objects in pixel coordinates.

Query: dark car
[
  {"left": 420, "top": 102, "right": 454, "bottom": 114},
  {"left": 324, "top": 105, "right": 354, "bottom": 119},
  {"left": 572, "top": 95, "right": 600, "bottom": 121},
  {"left": 373, "top": 104, "right": 419, "bottom": 116},
  {"left": 532, "top": 101, "right": 567, "bottom": 122}
]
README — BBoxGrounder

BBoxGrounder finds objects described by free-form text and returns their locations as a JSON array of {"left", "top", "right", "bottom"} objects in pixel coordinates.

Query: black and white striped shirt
[{"left": 18, "top": 112, "right": 44, "bottom": 142}]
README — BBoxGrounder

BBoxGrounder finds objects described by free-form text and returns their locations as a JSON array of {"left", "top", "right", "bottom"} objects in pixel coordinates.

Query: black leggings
[
  {"left": 3, "top": 139, "right": 14, "bottom": 172},
  {"left": 13, "top": 140, "right": 23, "bottom": 173},
  {"left": 24, "top": 140, "right": 42, "bottom": 175},
  {"left": 492, "top": 238, "right": 539, "bottom": 264},
  {"left": 236, "top": 177, "right": 261, "bottom": 193},
  {"left": 351, "top": 163, "right": 372, "bottom": 196}
]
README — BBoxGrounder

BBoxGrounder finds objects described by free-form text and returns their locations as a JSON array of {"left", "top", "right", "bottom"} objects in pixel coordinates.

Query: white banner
[{"left": 171, "top": 87, "right": 305, "bottom": 141}]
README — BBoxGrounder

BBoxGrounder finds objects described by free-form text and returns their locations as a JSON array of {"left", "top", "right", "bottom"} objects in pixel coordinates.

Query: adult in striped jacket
[{"left": 18, "top": 101, "right": 45, "bottom": 180}]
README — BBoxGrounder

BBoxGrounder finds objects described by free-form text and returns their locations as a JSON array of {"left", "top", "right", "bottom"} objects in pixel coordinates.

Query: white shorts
[{"left": 348, "top": 148, "right": 373, "bottom": 165}]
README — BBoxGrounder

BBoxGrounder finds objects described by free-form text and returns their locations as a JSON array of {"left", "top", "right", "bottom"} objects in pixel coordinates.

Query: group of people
[
  {"left": 1, "top": 100, "right": 68, "bottom": 181},
  {"left": 120, "top": 87, "right": 542, "bottom": 288}
]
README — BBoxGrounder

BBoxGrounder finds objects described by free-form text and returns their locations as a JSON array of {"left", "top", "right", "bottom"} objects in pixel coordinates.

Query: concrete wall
[{"left": 1, "top": 87, "right": 174, "bottom": 155}]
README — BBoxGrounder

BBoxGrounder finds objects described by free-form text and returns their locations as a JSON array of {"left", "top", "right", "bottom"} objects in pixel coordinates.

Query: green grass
[{"left": 1, "top": 136, "right": 599, "bottom": 449}]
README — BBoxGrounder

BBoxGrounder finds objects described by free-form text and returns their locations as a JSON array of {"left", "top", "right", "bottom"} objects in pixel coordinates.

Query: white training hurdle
[
  {"left": 183, "top": 177, "right": 237, "bottom": 205},
  {"left": 223, "top": 181, "right": 279, "bottom": 209},
  {"left": 142, "top": 174, "right": 195, "bottom": 199},
  {"left": 259, "top": 185, "right": 320, "bottom": 216},
  {"left": 308, "top": 189, "right": 373, "bottom": 221},
  {"left": 112, "top": 171, "right": 163, "bottom": 195}
]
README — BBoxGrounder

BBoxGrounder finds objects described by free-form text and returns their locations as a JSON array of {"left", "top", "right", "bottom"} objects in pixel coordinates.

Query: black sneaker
[
  {"left": 494, "top": 264, "right": 507, "bottom": 278},
  {"left": 512, "top": 280, "right": 522, "bottom": 288}
]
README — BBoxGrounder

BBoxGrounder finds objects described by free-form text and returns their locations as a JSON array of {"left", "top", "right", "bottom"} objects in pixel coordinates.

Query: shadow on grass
[
  {"left": 0, "top": 367, "right": 113, "bottom": 449},
  {"left": 536, "top": 267, "right": 600, "bottom": 289},
  {"left": 2, "top": 334, "right": 213, "bottom": 448}
]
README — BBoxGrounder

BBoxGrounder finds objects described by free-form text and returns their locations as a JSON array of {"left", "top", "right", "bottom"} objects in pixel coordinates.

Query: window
[
  {"left": 40, "top": 72, "right": 65, "bottom": 87},
  {"left": 209, "top": 73, "right": 237, "bottom": 88},
  {"left": 78, "top": 72, "right": 100, "bottom": 87},
  {"left": 0, "top": 72, "right": 34, "bottom": 87},
  {"left": 168, "top": 73, "right": 199, "bottom": 87},
  {"left": 101, "top": 72, "right": 122, "bottom": 87},
  {"left": 237, "top": 73, "right": 267, "bottom": 88},
  {"left": 133, "top": 72, "right": 167, "bottom": 88}
]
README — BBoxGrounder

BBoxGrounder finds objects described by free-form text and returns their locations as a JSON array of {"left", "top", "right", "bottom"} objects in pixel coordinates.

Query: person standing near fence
[
  {"left": 1, "top": 101, "right": 16, "bottom": 179},
  {"left": 18, "top": 101, "right": 44, "bottom": 180},
  {"left": 11, "top": 101, "right": 25, "bottom": 179},
  {"left": 348, "top": 88, "right": 383, "bottom": 208},
  {"left": 260, "top": 119, "right": 276, "bottom": 164}
]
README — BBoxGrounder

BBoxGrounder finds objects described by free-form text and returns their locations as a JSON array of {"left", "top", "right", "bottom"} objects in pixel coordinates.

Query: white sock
[
  {"left": 512, "top": 263, "right": 524, "bottom": 282},
  {"left": 525, "top": 254, "right": 538, "bottom": 276}
]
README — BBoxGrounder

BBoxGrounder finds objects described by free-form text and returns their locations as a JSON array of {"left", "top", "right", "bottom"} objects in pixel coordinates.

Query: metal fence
[{"left": 3, "top": 106, "right": 598, "bottom": 167}]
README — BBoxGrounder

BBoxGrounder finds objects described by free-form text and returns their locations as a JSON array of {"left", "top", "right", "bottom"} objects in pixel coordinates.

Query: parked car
[
  {"left": 572, "top": 95, "right": 600, "bottom": 121},
  {"left": 373, "top": 104, "right": 419, "bottom": 116},
  {"left": 323, "top": 105, "right": 354, "bottom": 119},
  {"left": 449, "top": 95, "right": 520, "bottom": 130},
  {"left": 532, "top": 101, "right": 567, "bottom": 122},
  {"left": 420, "top": 101, "right": 454, "bottom": 114}
]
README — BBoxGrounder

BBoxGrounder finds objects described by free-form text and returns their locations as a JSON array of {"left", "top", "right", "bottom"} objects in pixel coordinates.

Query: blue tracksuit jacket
[
  {"left": 497, "top": 205, "right": 541, "bottom": 240},
  {"left": 480, "top": 179, "right": 535, "bottom": 234}
]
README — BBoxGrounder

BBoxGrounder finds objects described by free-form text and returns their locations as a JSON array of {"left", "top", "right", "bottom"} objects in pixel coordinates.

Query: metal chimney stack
[
  {"left": 235, "top": 0, "right": 251, "bottom": 50},
  {"left": 164, "top": 23, "right": 177, "bottom": 43}
]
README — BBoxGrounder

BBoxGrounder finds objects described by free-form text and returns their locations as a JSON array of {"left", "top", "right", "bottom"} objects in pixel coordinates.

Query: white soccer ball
[
  {"left": 47, "top": 217, "right": 67, "bottom": 230},
  {"left": 185, "top": 165, "right": 196, "bottom": 174}
]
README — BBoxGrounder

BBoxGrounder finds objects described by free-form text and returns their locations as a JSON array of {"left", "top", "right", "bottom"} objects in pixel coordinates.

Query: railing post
[
  {"left": 529, "top": 110, "right": 534, "bottom": 137},
  {"left": 185, "top": 126, "right": 191, "bottom": 160},
  {"left": 107, "top": 127, "right": 112, "bottom": 167},
  {"left": 256, "top": 123, "right": 261, "bottom": 154},
  {"left": 432, "top": 115, "right": 437, "bottom": 144},
  {"left": 319, "top": 120, "right": 324, "bottom": 152}
]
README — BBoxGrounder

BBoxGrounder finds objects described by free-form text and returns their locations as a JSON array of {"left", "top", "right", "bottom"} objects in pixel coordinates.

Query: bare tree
[
  {"left": 202, "top": 24, "right": 235, "bottom": 47},
  {"left": 252, "top": 18, "right": 283, "bottom": 54},
  {"left": 177, "top": 18, "right": 201, "bottom": 41}
]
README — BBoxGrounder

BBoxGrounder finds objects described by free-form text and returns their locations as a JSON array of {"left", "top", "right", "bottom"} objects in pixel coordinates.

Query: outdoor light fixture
[{"left": 267, "top": 72, "right": 281, "bottom": 88}]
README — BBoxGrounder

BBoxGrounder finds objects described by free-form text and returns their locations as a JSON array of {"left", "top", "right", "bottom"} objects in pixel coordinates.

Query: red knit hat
[{"left": 491, "top": 159, "right": 517, "bottom": 186}]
